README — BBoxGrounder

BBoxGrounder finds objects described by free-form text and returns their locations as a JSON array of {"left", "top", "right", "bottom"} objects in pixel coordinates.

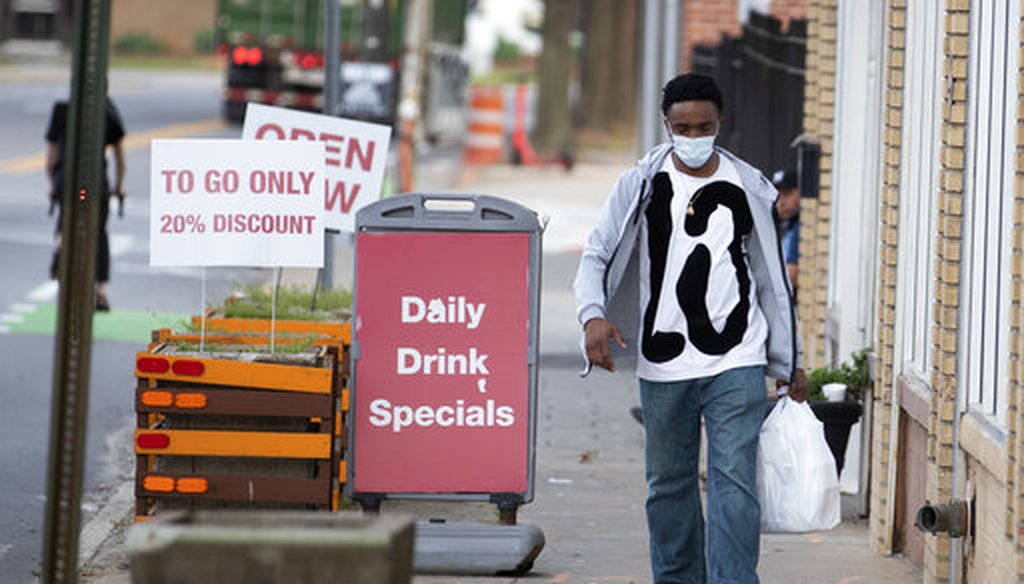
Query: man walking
[
  {"left": 772, "top": 169, "right": 801, "bottom": 294},
  {"left": 574, "top": 73, "right": 807, "bottom": 583}
]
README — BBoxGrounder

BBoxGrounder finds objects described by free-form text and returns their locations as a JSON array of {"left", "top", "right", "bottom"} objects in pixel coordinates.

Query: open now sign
[
  {"left": 242, "top": 103, "right": 391, "bottom": 233},
  {"left": 350, "top": 195, "right": 541, "bottom": 500}
]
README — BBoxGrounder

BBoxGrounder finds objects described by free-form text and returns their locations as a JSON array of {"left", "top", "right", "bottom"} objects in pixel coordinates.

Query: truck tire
[{"left": 224, "top": 100, "right": 247, "bottom": 124}]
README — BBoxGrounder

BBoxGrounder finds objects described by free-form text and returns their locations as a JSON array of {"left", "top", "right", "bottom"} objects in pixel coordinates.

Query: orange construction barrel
[{"left": 463, "top": 86, "right": 505, "bottom": 164}]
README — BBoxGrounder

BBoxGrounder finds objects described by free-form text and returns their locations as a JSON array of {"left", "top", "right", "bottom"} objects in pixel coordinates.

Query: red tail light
[
  {"left": 137, "top": 357, "right": 170, "bottom": 373},
  {"left": 232, "top": 46, "right": 248, "bottom": 66},
  {"left": 292, "top": 51, "right": 322, "bottom": 70},
  {"left": 171, "top": 360, "right": 205, "bottom": 376},
  {"left": 137, "top": 433, "right": 170, "bottom": 449},
  {"left": 232, "top": 46, "right": 263, "bottom": 66}
]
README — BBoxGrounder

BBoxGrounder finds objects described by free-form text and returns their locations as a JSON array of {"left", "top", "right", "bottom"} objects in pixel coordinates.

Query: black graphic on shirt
[
  {"left": 641, "top": 172, "right": 686, "bottom": 362},
  {"left": 679, "top": 181, "right": 753, "bottom": 355},
  {"left": 641, "top": 176, "right": 754, "bottom": 363}
]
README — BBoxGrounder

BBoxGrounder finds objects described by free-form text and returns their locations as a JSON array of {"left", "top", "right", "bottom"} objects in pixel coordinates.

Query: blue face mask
[{"left": 671, "top": 133, "right": 717, "bottom": 169}]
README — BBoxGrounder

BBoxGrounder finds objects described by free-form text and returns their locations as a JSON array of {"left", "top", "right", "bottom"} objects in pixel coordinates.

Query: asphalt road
[{"left": 0, "top": 62, "right": 270, "bottom": 583}]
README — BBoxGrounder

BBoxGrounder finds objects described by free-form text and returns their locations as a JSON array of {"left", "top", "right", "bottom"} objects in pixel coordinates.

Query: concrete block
[
  {"left": 413, "top": 520, "right": 545, "bottom": 576},
  {"left": 127, "top": 511, "right": 415, "bottom": 584}
]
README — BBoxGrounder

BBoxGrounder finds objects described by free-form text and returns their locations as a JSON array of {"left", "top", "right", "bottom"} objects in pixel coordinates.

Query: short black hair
[{"left": 661, "top": 73, "right": 723, "bottom": 116}]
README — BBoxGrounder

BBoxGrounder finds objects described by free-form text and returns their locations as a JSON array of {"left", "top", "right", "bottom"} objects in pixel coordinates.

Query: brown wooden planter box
[{"left": 134, "top": 322, "right": 351, "bottom": 520}]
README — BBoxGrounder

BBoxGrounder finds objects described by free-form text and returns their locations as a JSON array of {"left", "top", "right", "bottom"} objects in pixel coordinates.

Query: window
[
  {"left": 961, "top": 0, "right": 1019, "bottom": 424},
  {"left": 894, "top": 0, "right": 942, "bottom": 380}
]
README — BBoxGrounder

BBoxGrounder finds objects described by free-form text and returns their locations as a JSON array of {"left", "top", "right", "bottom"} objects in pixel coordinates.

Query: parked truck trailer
[{"left": 216, "top": 0, "right": 469, "bottom": 132}]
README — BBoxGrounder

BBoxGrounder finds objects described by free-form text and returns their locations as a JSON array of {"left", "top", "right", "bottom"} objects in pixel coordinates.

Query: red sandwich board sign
[{"left": 349, "top": 194, "right": 541, "bottom": 509}]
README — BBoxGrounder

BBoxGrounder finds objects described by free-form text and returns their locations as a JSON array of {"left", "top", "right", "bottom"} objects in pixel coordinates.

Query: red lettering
[
  {"left": 254, "top": 123, "right": 286, "bottom": 140},
  {"left": 290, "top": 127, "right": 316, "bottom": 141},
  {"left": 346, "top": 139, "right": 375, "bottom": 172},
  {"left": 160, "top": 169, "right": 193, "bottom": 193},
  {"left": 319, "top": 132, "right": 342, "bottom": 167},
  {"left": 160, "top": 169, "right": 176, "bottom": 192},
  {"left": 325, "top": 179, "right": 361, "bottom": 213}
]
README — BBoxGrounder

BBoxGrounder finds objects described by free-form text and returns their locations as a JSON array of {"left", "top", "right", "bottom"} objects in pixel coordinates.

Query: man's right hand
[{"left": 584, "top": 317, "right": 626, "bottom": 372}]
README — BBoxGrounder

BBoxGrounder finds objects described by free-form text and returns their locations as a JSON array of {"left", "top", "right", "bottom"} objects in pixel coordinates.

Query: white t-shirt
[{"left": 636, "top": 155, "right": 769, "bottom": 381}]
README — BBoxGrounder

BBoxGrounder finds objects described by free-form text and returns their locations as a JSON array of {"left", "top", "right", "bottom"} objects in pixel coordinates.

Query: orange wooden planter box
[{"left": 134, "top": 324, "right": 350, "bottom": 520}]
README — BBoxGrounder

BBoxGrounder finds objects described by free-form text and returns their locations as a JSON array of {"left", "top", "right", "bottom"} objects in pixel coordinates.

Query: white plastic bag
[{"left": 757, "top": 396, "right": 841, "bottom": 532}]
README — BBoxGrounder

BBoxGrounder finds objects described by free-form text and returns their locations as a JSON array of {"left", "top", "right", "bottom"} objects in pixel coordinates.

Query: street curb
[{"left": 79, "top": 481, "right": 133, "bottom": 569}]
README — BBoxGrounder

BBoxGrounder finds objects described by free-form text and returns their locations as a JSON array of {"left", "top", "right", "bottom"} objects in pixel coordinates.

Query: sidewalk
[{"left": 78, "top": 150, "right": 921, "bottom": 584}]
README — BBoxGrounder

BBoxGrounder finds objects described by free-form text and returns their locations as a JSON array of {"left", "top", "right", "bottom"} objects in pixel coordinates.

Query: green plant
[
  {"left": 806, "top": 348, "right": 871, "bottom": 402},
  {"left": 194, "top": 28, "right": 217, "bottom": 55},
  {"left": 219, "top": 282, "right": 352, "bottom": 321},
  {"left": 172, "top": 336, "right": 318, "bottom": 354},
  {"left": 113, "top": 32, "right": 167, "bottom": 55},
  {"left": 493, "top": 36, "right": 522, "bottom": 64}
]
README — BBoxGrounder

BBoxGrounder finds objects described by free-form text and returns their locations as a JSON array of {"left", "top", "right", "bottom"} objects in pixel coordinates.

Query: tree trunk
[
  {"left": 579, "top": 0, "right": 638, "bottom": 131},
  {"left": 609, "top": 0, "right": 638, "bottom": 127},
  {"left": 532, "top": 0, "right": 577, "bottom": 154},
  {"left": 579, "top": 0, "right": 613, "bottom": 131}
]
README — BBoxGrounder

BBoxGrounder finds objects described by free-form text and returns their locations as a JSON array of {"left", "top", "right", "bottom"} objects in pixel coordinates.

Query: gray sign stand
[{"left": 350, "top": 194, "right": 544, "bottom": 575}]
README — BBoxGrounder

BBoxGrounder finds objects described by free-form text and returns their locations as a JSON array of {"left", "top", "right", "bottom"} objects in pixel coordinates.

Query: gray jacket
[{"left": 573, "top": 143, "right": 802, "bottom": 380}]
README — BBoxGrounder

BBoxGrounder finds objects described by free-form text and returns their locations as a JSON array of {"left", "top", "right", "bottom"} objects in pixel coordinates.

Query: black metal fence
[{"left": 692, "top": 12, "right": 807, "bottom": 176}]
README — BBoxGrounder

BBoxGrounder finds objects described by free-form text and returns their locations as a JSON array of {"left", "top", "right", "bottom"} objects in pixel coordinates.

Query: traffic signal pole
[{"left": 41, "top": 0, "right": 111, "bottom": 581}]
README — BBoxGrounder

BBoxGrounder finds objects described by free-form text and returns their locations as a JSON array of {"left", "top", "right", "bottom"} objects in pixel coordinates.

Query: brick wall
[
  {"left": 681, "top": 0, "right": 742, "bottom": 70},
  {"left": 915, "top": 2, "right": 969, "bottom": 581},
  {"left": 769, "top": 0, "right": 809, "bottom": 30},
  {"left": 868, "top": 0, "right": 903, "bottom": 556},
  {"left": 680, "top": 1, "right": 810, "bottom": 71},
  {"left": 110, "top": 0, "right": 216, "bottom": 55},
  {"left": 796, "top": 0, "right": 834, "bottom": 371}
]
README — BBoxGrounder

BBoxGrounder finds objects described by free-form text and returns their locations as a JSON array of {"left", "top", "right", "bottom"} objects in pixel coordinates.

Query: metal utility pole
[
  {"left": 319, "top": 0, "right": 341, "bottom": 291},
  {"left": 638, "top": 0, "right": 681, "bottom": 155},
  {"left": 41, "top": 0, "right": 111, "bottom": 581},
  {"left": 639, "top": 0, "right": 661, "bottom": 154}
]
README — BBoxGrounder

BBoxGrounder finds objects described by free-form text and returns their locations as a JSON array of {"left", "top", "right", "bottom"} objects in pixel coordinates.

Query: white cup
[{"left": 822, "top": 382, "right": 847, "bottom": 402}]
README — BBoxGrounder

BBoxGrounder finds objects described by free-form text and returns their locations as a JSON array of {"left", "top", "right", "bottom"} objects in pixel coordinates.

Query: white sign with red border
[
  {"left": 149, "top": 139, "right": 324, "bottom": 267},
  {"left": 242, "top": 103, "right": 392, "bottom": 232}
]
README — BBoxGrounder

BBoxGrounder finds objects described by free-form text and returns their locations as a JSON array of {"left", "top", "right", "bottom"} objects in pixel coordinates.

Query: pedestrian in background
[
  {"left": 772, "top": 168, "right": 800, "bottom": 295},
  {"left": 46, "top": 97, "right": 126, "bottom": 311},
  {"left": 574, "top": 73, "right": 807, "bottom": 583}
]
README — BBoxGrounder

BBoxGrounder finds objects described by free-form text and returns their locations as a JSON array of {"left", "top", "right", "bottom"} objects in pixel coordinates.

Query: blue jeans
[{"left": 639, "top": 365, "right": 766, "bottom": 584}]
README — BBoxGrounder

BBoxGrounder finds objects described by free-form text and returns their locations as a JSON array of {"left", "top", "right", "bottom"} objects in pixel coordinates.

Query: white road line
[
  {"left": 10, "top": 303, "right": 35, "bottom": 313},
  {"left": 0, "top": 313, "right": 24, "bottom": 323},
  {"left": 26, "top": 281, "right": 58, "bottom": 302}
]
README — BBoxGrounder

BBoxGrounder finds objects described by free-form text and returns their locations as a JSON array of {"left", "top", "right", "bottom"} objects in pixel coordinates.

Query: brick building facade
[{"left": 801, "top": 0, "right": 1024, "bottom": 581}]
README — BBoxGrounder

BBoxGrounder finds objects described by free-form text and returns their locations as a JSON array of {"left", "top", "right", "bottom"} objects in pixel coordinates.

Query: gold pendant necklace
[{"left": 686, "top": 188, "right": 703, "bottom": 216}]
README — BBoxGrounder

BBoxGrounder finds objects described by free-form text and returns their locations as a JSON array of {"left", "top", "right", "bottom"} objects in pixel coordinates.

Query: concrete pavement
[{"left": 75, "top": 148, "right": 922, "bottom": 583}]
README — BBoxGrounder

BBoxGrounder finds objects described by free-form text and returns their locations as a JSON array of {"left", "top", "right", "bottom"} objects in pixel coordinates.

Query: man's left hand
[{"left": 783, "top": 368, "right": 809, "bottom": 402}]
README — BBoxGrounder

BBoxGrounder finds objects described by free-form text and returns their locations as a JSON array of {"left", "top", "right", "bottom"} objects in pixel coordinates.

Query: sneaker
[
  {"left": 630, "top": 406, "right": 643, "bottom": 425},
  {"left": 95, "top": 293, "right": 110, "bottom": 312}
]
